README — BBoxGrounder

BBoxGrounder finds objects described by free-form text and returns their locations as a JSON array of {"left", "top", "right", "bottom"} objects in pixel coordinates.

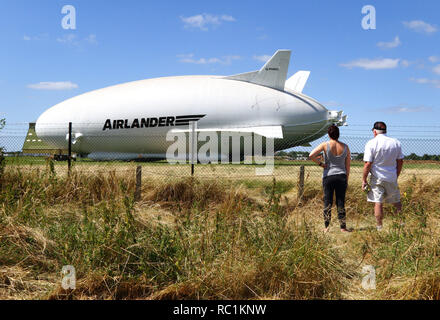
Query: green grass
[{"left": 6, "top": 156, "right": 440, "bottom": 170}]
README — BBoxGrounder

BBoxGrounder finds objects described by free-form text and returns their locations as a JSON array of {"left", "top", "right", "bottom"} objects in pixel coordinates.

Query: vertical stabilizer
[
  {"left": 284, "top": 71, "right": 310, "bottom": 93},
  {"left": 223, "top": 50, "right": 291, "bottom": 90}
]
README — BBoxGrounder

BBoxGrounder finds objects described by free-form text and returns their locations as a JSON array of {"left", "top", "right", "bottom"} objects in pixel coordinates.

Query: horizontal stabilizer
[
  {"left": 223, "top": 50, "right": 291, "bottom": 90},
  {"left": 172, "top": 125, "right": 284, "bottom": 139},
  {"left": 285, "top": 71, "right": 310, "bottom": 93}
]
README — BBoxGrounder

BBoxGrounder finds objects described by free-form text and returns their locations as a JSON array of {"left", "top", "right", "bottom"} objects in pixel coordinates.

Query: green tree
[
  {"left": 276, "top": 151, "right": 288, "bottom": 157},
  {"left": 355, "top": 153, "right": 364, "bottom": 161},
  {"left": 406, "top": 153, "right": 420, "bottom": 160}
]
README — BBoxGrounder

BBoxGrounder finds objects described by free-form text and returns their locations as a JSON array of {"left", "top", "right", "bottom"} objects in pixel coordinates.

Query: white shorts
[{"left": 367, "top": 176, "right": 401, "bottom": 204}]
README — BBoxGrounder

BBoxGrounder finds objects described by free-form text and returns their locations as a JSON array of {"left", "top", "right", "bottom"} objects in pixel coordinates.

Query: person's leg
[
  {"left": 392, "top": 201, "right": 402, "bottom": 218},
  {"left": 374, "top": 202, "right": 384, "bottom": 228},
  {"left": 323, "top": 176, "right": 334, "bottom": 231},
  {"left": 368, "top": 178, "right": 385, "bottom": 229},
  {"left": 392, "top": 202, "right": 404, "bottom": 226},
  {"left": 335, "top": 175, "right": 348, "bottom": 231},
  {"left": 385, "top": 181, "right": 402, "bottom": 214}
]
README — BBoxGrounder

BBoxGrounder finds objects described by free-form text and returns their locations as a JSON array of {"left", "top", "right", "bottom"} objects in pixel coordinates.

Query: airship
[{"left": 35, "top": 50, "right": 347, "bottom": 161}]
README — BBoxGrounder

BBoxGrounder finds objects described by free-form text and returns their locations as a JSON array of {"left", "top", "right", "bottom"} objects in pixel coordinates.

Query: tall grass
[
  {"left": 0, "top": 169, "right": 349, "bottom": 300},
  {"left": 1, "top": 167, "right": 440, "bottom": 300},
  {"left": 351, "top": 177, "right": 440, "bottom": 299}
]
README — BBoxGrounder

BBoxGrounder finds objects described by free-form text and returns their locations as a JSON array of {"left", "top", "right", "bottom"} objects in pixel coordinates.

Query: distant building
[{"left": 21, "top": 122, "right": 67, "bottom": 156}]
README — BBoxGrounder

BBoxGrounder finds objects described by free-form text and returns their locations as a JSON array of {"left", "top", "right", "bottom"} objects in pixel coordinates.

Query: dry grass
[
  {"left": 1, "top": 166, "right": 440, "bottom": 300},
  {"left": 147, "top": 177, "right": 226, "bottom": 208}
]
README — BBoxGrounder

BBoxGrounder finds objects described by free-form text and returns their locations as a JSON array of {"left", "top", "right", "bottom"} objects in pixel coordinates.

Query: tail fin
[
  {"left": 284, "top": 71, "right": 310, "bottom": 93},
  {"left": 223, "top": 50, "right": 291, "bottom": 90}
]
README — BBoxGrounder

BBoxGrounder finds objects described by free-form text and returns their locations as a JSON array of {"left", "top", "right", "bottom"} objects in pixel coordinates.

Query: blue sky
[{"left": 1, "top": 0, "right": 440, "bottom": 153}]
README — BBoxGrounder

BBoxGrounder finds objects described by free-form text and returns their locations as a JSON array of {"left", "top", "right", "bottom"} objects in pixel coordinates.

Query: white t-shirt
[{"left": 363, "top": 134, "right": 404, "bottom": 182}]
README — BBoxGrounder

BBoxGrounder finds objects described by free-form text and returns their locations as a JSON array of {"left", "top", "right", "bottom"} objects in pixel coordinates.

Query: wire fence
[{"left": 1, "top": 122, "right": 440, "bottom": 185}]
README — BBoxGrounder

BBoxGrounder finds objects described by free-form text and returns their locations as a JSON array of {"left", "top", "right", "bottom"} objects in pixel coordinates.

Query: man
[{"left": 362, "top": 122, "right": 404, "bottom": 231}]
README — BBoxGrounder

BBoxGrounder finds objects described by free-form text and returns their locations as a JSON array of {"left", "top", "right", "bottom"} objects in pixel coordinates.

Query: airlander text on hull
[{"left": 102, "top": 115, "right": 206, "bottom": 131}]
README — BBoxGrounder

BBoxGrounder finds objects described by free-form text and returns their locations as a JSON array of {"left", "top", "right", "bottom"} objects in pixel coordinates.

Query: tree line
[{"left": 276, "top": 150, "right": 440, "bottom": 161}]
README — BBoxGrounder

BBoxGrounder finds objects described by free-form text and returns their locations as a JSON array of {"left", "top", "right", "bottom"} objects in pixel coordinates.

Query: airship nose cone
[
  {"left": 35, "top": 107, "right": 56, "bottom": 138},
  {"left": 35, "top": 103, "right": 69, "bottom": 149},
  {"left": 35, "top": 110, "right": 49, "bottom": 138}
]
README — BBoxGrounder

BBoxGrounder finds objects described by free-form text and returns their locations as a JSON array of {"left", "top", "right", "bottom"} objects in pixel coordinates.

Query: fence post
[
  {"left": 298, "top": 165, "right": 305, "bottom": 203},
  {"left": 68, "top": 122, "right": 72, "bottom": 175},
  {"left": 190, "top": 121, "right": 197, "bottom": 176},
  {"left": 0, "top": 148, "right": 4, "bottom": 191},
  {"left": 135, "top": 165, "right": 142, "bottom": 202}
]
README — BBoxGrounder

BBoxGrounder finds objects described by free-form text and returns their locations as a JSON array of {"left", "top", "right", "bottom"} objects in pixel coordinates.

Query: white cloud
[
  {"left": 253, "top": 55, "right": 272, "bottom": 63},
  {"left": 433, "top": 65, "right": 440, "bottom": 75},
  {"left": 27, "top": 81, "right": 78, "bottom": 90},
  {"left": 382, "top": 105, "right": 432, "bottom": 114},
  {"left": 377, "top": 36, "right": 401, "bottom": 49},
  {"left": 57, "top": 34, "right": 98, "bottom": 48},
  {"left": 340, "top": 58, "right": 400, "bottom": 70},
  {"left": 22, "top": 33, "right": 49, "bottom": 41},
  {"left": 428, "top": 56, "right": 440, "bottom": 63},
  {"left": 177, "top": 54, "right": 240, "bottom": 65},
  {"left": 177, "top": 54, "right": 221, "bottom": 64},
  {"left": 85, "top": 34, "right": 97, "bottom": 45},
  {"left": 400, "top": 60, "right": 411, "bottom": 67},
  {"left": 323, "top": 101, "right": 342, "bottom": 108},
  {"left": 256, "top": 27, "right": 268, "bottom": 40},
  {"left": 220, "top": 15, "right": 235, "bottom": 22},
  {"left": 57, "top": 34, "right": 79, "bottom": 46},
  {"left": 410, "top": 77, "right": 440, "bottom": 88},
  {"left": 403, "top": 20, "right": 437, "bottom": 34},
  {"left": 180, "top": 13, "right": 236, "bottom": 31}
]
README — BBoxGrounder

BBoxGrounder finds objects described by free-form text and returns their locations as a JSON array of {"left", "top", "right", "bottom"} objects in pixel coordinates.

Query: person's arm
[
  {"left": 396, "top": 142, "right": 404, "bottom": 178},
  {"left": 309, "top": 142, "right": 326, "bottom": 168},
  {"left": 362, "top": 162, "right": 372, "bottom": 189},
  {"left": 362, "top": 141, "right": 374, "bottom": 190},
  {"left": 396, "top": 159, "right": 403, "bottom": 178},
  {"left": 345, "top": 145, "right": 351, "bottom": 180}
]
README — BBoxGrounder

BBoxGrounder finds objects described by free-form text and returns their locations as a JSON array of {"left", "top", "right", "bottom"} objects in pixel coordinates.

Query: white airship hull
[{"left": 35, "top": 50, "right": 346, "bottom": 160}]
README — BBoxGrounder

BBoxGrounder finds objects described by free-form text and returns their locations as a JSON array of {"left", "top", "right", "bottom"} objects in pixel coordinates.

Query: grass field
[
  {"left": 1, "top": 159, "right": 440, "bottom": 300},
  {"left": 5, "top": 156, "right": 440, "bottom": 185},
  {"left": 6, "top": 156, "right": 440, "bottom": 169}
]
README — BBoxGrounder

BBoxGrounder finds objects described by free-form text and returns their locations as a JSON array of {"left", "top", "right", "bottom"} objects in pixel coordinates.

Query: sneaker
[{"left": 376, "top": 225, "right": 383, "bottom": 231}]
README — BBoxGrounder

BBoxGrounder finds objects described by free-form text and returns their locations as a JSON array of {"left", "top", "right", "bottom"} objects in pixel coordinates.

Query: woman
[{"left": 309, "top": 125, "right": 351, "bottom": 233}]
